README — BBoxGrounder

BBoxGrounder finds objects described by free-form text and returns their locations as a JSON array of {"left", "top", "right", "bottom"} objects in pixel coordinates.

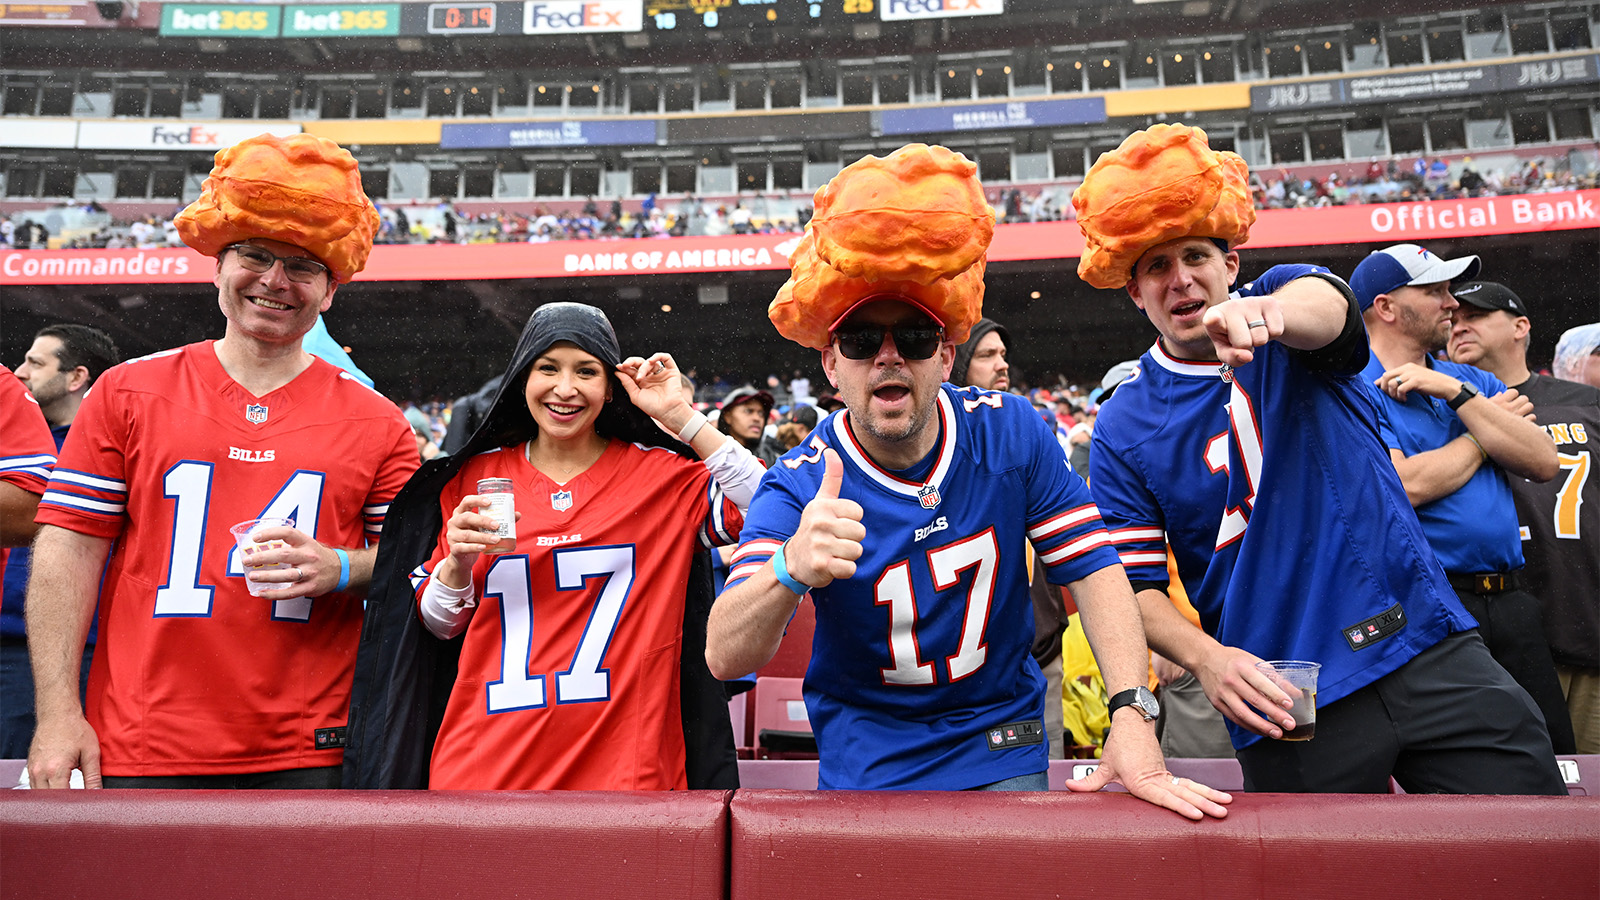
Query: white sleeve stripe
[
  {"left": 732, "top": 539, "right": 783, "bottom": 564},
  {"left": 1041, "top": 531, "right": 1114, "bottom": 565},
  {"left": 41, "top": 491, "right": 124, "bottom": 515},
  {"left": 706, "top": 483, "right": 735, "bottom": 547},
  {"left": 13, "top": 465, "right": 54, "bottom": 480},
  {"left": 1027, "top": 507, "right": 1101, "bottom": 541},
  {"left": 362, "top": 503, "right": 390, "bottom": 516},
  {"left": 50, "top": 470, "right": 126, "bottom": 493},
  {"left": 729, "top": 562, "right": 764, "bottom": 582},
  {"left": 0, "top": 454, "right": 56, "bottom": 469},
  {"left": 1108, "top": 527, "right": 1165, "bottom": 542},
  {"left": 1119, "top": 551, "right": 1169, "bottom": 566}
]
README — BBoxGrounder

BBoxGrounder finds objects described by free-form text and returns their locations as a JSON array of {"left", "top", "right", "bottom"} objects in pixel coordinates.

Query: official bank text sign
[
  {"left": 523, "top": 0, "right": 642, "bottom": 33},
  {"left": 880, "top": 0, "right": 1003, "bottom": 20}
]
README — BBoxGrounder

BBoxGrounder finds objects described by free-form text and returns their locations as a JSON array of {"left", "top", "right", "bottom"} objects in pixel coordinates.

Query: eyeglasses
[
  {"left": 832, "top": 321, "right": 944, "bottom": 361},
  {"left": 226, "top": 244, "right": 330, "bottom": 284}
]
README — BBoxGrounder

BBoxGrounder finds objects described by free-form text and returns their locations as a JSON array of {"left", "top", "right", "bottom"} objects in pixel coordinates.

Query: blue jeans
[
  {"left": 970, "top": 770, "right": 1049, "bottom": 791},
  {"left": 0, "top": 638, "right": 93, "bottom": 759}
]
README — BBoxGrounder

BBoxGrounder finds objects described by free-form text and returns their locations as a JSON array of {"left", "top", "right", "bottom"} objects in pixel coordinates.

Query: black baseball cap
[{"left": 1452, "top": 281, "right": 1529, "bottom": 320}]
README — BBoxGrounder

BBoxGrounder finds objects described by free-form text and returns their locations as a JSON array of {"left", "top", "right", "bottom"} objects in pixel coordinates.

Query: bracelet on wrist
[
  {"left": 677, "top": 411, "right": 708, "bottom": 444},
  {"left": 770, "top": 540, "right": 812, "bottom": 596},
  {"left": 333, "top": 548, "right": 351, "bottom": 592}
]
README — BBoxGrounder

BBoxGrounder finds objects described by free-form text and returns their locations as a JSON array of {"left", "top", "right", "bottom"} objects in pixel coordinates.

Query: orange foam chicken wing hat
[
  {"left": 1073, "top": 124, "right": 1255, "bottom": 290},
  {"left": 770, "top": 143, "right": 994, "bottom": 349},
  {"left": 175, "top": 133, "right": 379, "bottom": 283}
]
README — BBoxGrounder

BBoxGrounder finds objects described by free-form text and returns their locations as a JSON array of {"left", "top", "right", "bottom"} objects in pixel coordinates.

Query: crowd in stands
[{"left": 5, "top": 152, "right": 1593, "bottom": 251}]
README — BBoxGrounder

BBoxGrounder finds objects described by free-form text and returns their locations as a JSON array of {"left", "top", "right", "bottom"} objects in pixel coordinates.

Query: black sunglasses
[{"left": 833, "top": 321, "right": 945, "bottom": 361}]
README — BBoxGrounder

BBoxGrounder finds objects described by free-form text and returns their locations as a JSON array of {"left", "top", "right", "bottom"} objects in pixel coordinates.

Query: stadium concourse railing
[
  {"left": 0, "top": 758, "right": 1595, "bottom": 900},
  {"left": 2, "top": 187, "right": 1596, "bottom": 288}
]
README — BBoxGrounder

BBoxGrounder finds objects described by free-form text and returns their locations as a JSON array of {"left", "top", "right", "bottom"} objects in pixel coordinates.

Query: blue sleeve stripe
[
  {"left": 40, "top": 490, "right": 124, "bottom": 516},
  {"left": 49, "top": 467, "right": 127, "bottom": 495}
]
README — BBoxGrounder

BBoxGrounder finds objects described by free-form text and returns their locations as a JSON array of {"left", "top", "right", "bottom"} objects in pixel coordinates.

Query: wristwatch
[
  {"left": 1447, "top": 381, "right": 1481, "bottom": 410},
  {"left": 1107, "top": 686, "right": 1161, "bottom": 722}
]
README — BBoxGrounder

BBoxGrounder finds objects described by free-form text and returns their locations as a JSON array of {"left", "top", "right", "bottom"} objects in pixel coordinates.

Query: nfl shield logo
[
  {"left": 245, "top": 403, "right": 269, "bottom": 424},
  {"left": 917, "top": 483, "right": 941, "bottom": 510},
  {"left": 550, "top": 490, "right": 573, "bottom": 512},
  {"left": 1349, "top": 629, "right": 1364, "bottom": 644}
]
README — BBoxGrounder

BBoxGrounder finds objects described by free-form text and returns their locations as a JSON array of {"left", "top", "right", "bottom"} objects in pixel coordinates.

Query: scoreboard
[{"left": 644, "top": 0, "right": 876, "bottom": 31}]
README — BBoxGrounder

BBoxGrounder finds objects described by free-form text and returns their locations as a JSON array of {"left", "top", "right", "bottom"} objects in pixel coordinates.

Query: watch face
[{"left": 1135, "top": 686, "right": 1161, "bottom": 719}]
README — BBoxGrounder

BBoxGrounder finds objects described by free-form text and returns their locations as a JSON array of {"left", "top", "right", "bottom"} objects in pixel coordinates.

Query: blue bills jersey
[
  {"left": 1089, "top": 264, "right": 1475, "bottom": 749},
  {"left": 728, "top": 384, "right": 1123, "bottom": 789}
]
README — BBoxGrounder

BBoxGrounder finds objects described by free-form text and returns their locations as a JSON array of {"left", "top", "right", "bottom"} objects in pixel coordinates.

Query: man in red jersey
[
  {"left": 27, "top": 134, "right": 419, "bottom": 789},
  {"left": 0, "top": 368, "right": 56, "bottom": 562}
]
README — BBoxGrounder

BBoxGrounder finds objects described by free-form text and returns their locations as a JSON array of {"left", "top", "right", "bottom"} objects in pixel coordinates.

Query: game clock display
[
  {"left": 427, "top": 2, "right": 497, "bottom": 33},
  {"left": 644, "top": 0, "right": 875, "bottom": 31}
]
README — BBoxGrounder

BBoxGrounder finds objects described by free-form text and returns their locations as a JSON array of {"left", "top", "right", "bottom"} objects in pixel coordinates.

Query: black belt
[{"left": 1447, "top": 570, "right": 1521, "bottom": 595}]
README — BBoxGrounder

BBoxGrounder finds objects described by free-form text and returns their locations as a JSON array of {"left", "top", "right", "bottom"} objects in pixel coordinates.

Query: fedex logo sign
[
  {"left": 880, "top": 0, "right": 1004, "bottom": 21},
  {"left": 523, "top": 0, "right": 643, "bottom": 33}
]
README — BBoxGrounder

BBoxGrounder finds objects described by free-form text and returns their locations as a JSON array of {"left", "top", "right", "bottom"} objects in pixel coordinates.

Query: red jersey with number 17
[
  {"left": 36, "top": 342, "right": 419, "bottom": 776},
  {"left": 415, "top": 439, "right": 742, "bottom": 790}
]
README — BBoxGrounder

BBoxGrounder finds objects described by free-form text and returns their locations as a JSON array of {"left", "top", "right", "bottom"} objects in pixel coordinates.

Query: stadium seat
[{"left": 750, "top": 676, "right": 816, "bottom": 759}]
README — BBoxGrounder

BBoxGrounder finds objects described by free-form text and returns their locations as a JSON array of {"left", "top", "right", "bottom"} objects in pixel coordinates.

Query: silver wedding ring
[
  {"left": 293, "top": 567, "right": 304, "bottom": 582},
  {"left": 1170, "top": 774, "right": 1181, "bottom": 786},
  {"left": 1246, "top": 319, "right": 1267, "bottom": 329}
]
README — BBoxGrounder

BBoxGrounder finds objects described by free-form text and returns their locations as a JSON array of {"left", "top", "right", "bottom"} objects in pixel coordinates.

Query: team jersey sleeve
[
  {"left": 1016, "top": 400, "right": 1121, "bottom": 585},
  {"left": 35, "top": 366, "right": 130, "bottom": 538},
  {"left": 693, "top": 462, "right": 745, "bottom": 551},
  {"left": 363, "top": 410, "right": 424, "bottom": 544},
  {"left": 1087, "top": 424, "right": 1172, "bottom": 590},
  {"left": 721, "top": 446, "right": 811, "bottom": 591},
  {"left": 1238, "top": 265, "right": 1368, "bottom": 375},
  {"left": 0, "top": 371, "right": 56, "bottom": 497}
]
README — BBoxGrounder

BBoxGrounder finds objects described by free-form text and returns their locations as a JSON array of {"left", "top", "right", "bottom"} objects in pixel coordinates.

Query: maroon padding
[
  {"left": 729, "top": 791, "right": 1599, "bottom": 900},
  {"left": 1, "top": 790, "right": 730, "bottom": 900}
]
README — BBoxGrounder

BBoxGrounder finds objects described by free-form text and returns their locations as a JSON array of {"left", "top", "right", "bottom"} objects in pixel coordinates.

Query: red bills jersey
[
  {"left": 0, "top": 367, "right": 57, "bottom": 572},
  {"left": 415, "top": 438, "right": 742, "bottom": 790},
  {"left": 36, "top": 342, "right": 418, "bottom": 776}
]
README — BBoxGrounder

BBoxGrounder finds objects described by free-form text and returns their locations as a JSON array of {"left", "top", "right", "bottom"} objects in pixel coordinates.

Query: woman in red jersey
[{"left": 346, "top": 302, "right": 762, "bottom": 790}]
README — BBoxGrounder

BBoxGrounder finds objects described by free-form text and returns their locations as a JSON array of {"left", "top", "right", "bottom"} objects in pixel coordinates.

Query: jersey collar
[
  {"left": 1149, "top": 340, "right": 1225, "bottom": 379},
  {"left": 833, "top": 389, "right": 957, "bottom": 499}
]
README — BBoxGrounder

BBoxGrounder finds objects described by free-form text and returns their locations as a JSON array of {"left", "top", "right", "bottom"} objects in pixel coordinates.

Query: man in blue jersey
[
  {"left": 1354, "top": 249, "right": 1570, "bottom": 753},
  {"left": 1078, "top": 124, "right": 1563, "bottom": 793},
  {"left": 707, "top": 143, "right": 1230, "bottom": 819}
]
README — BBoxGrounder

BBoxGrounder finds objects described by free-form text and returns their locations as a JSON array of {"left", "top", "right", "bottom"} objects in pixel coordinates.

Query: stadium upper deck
[{"left": 2, "top": 0, "right": 1595, "bottom": 211}]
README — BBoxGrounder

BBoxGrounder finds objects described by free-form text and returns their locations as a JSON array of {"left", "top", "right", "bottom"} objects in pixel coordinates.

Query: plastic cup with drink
[
  {"left": 1255, "top": 660, "right": 1320, "bottom": 741},
  {"left": 231, "top": 516, "right": 295, "bottom": 597}
]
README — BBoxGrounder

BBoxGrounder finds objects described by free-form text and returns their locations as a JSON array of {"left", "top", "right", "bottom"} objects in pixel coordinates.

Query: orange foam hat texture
[
  {"left": 174, "top": 133, "right": 380, "bottom": 283},
  {"left": 1072, "top": 124, "right": 1255, "bottom": 290},
  {"left": 769, "top": 143, "right": 994, "bottom": 350}
]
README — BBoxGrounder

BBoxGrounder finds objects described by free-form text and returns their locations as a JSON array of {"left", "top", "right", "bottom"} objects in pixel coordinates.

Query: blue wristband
[
  {"left": 333, "top": 548, "right": 351, "bottom": 592},
  {"left": 769, "top": 540, "right": 811, "bottom": 596}
]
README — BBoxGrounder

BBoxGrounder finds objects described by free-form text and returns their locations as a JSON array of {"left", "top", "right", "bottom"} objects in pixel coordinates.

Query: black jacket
[{"left": 342, "top": 323, "right": 739, "bottom": 789}]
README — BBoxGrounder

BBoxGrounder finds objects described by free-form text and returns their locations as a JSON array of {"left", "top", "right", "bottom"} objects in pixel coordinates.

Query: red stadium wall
[
  {"left": 3, "top": 790, "right": 1595, "bottom": 900},
  {"left": 3, "top": 189, "right": 1595, "bottom": 287}
]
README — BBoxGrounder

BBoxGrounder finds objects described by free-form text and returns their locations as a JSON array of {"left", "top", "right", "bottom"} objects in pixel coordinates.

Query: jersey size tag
[
  {"left": 314, "top": 726, "right": 348, "bottom": 749},
  {"left": 1343, "top": 602, "right": 1406, "bottom": 651},
  {"left": 984, "top": 719, "right": 1044, "bottom": 751}
]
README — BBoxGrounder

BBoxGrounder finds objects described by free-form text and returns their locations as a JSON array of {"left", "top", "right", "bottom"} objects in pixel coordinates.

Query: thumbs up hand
[{"left": 785, "top": 449, "right": 866, "bottom": 588}]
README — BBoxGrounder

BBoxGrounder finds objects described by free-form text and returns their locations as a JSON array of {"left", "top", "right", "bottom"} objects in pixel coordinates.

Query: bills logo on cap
[
  {"left": 917, "top": 483, "right": 941, "bottom": 510},
  {"left": 550, "top": 489, "right": 573, "bottom": 512},
  {"left": 245, "top": 403, "right": 268, "bottom": 424}
]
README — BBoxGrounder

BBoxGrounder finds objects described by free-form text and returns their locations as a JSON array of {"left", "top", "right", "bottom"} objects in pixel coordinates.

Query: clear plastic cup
[
  {"left": 1255, "top": 660, "right": 1320, "bottom": 740},
  {"left": 231, "top": 516, "right": 295, "bottom": 597},
  {"left": 477, "top": 478, "right": 516, "bottom": 554}
]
